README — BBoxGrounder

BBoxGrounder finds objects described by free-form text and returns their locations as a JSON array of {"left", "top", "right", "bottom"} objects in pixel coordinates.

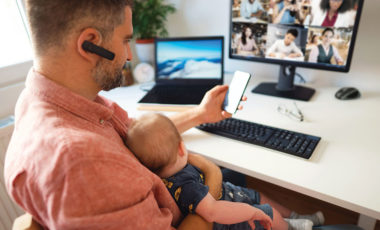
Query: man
[
  {"left": 266, "top": 28, "right": 304, "bottom": 59},
  {"left": 240, "top": 0, "right": 265, "bottom": 19},
  {"left": 4, "top": 1, "right": 243, "bottom": 229}
]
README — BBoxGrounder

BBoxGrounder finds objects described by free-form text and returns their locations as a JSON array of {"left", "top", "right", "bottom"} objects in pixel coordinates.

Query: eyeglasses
[
  {"left": 330, "top": 0, "right": 343, "bottom": 2},
  {"left": 277, "top": 102, "right": 304, "bottom": 122}
]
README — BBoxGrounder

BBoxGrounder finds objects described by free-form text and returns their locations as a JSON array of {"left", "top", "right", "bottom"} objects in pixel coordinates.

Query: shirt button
[{"left": 99, "top": 119, "right": 105, "bottom": 124}]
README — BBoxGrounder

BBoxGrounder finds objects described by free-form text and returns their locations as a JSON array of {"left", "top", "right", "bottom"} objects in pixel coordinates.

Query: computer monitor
[
  {"left": 229, "top": 0, "right": 364, "bottom": 101},
  {"left": 155, "top": 36, "right": 224, "bottom": 84}
]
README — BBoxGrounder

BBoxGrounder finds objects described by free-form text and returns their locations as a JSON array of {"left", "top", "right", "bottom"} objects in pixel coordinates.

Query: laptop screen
[{"left": 155, "top": 37, "right": 224, "bottom": 81}]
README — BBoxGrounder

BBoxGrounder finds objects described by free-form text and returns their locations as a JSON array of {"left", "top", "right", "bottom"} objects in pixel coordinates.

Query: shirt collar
[{"left": 26, "top": 68, "right": 114, "bottom": 125}]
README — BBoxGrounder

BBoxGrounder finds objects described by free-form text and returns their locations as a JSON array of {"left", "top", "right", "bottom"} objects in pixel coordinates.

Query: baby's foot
[
  {"left": 285, "top": 218, "right": 313, "bottom": 230},
  {"left": 290, "top": 211, "right": 325, "bottom": 226}
]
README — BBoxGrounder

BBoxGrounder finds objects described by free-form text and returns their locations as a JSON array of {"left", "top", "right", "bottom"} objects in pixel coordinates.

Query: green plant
[{"left": 132, "top": 0, "right": 176, "bottom": 40}]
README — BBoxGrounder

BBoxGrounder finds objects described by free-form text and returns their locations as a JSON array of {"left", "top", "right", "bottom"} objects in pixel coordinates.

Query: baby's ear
[{"left": 178, "top": 141, "right": 187, "bottom": 157}]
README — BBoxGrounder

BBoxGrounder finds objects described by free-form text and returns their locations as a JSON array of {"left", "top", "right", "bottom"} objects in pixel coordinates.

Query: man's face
[
  {"left": 284, "top": 33, "right": 296, "bottom": 46},
  {"left": 92, "top": 7, "right": 133, "bottom": 91},
  {"left": 249, "top": 0, "right": 255, "bottom": 3}
]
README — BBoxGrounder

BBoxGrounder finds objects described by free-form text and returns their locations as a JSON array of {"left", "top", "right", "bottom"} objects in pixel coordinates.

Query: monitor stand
[{"left": 251, "top": 65, "right": 315, "bottom": 101}]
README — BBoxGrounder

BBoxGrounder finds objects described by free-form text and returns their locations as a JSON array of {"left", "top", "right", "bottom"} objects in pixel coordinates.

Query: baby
[{"left": 126, "top": 113, "right": 323, "bottom": 230}]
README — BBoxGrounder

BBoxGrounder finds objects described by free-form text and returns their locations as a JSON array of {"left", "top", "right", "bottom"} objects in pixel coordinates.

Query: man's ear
[
  {"left": 178, "top": 141, "right": 187, "bottom": 157},
  {"left": 77, "top": 28, "right": 103, "bottom": 64}
]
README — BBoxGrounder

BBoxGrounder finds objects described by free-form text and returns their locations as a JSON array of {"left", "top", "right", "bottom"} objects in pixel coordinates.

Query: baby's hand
[{"left": 247, "top": 209, "right": 272, "bottom": 230}]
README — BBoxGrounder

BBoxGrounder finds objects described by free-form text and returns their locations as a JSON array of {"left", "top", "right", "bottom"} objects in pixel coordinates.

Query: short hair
[
  {"left": 322, "top": 27, "right": 335, "bottom": 36},
  {"left": 286, "top": 29, "right": 299, "bottom": 38},
  {"left": 25, "top": 0, "right": 133, "bottom": 56},
  {"left": 319, "top": 0, "right": 354, "bottom": 13},
  {"left": 126, "top": 113, "right": 181, "bottom": 174}
]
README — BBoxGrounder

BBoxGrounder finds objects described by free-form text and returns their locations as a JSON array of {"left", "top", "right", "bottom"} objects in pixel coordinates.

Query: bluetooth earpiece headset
[{"left": 81, "top": 40, "right": 115, "bottom": 61}]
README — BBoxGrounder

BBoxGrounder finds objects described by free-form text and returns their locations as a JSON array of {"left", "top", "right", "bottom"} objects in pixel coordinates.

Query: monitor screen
[
  {"left": 230, "top": 0, "right": 363, "bottom": 72},
  {"left": 155, "top": 37, "right": 224, "bottom": 80}
]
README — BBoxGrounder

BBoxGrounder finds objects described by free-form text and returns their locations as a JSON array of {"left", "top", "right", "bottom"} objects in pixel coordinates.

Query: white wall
[
  {"left": 165, "top": 0, "right": 380, "bottom": 90},
  {"left": 0, "top": 61, "right": 31, "bottom": 118}
]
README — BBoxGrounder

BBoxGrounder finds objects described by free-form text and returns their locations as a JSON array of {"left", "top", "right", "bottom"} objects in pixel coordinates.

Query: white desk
[{"left": 100, "top": 73, "right": 380, "bottom": 229}]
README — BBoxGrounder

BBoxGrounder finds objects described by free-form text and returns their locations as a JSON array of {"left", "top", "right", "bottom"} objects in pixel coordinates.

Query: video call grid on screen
[
  {"left": 156, "top": 39, "right": 223, "bottom": 80},
  {"left": 230, "top": 0, "right": 362, "bottom": 70}
]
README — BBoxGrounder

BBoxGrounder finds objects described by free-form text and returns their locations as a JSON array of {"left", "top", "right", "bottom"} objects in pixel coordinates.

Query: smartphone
[{"left": 223, "top": 71, "right": 251, "bottom": 114}]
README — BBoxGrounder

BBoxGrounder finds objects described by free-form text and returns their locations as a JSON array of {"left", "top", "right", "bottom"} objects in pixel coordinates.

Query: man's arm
[
  {"left": 177, "top": 214, "right": 213, "bottom": 230},
  {"left": 290, "top": 42, "right": 303, "bottom": 57},
  {"left": 273, "top": 5, "right": 287, "bottom": 23},
  {"left": 177, "top": 154, "right": 223, "bottom": 230},
  {"left": 251, "top": 1, "right": 264, "bottom": 18},
  {"left": 266, "top": 41, "right": 279, "bottom": 57},
  {"left": 170, "top": 85, "right": 231, "bottom": 134},
  {"left": 196, "top": 193, "right": 272, "bottom": 229},
  {"left": 187, "top": 153, "right": 222, "bottom": 199},
  {"left": 61, "top": 158, "right": 182, "bottom": 230},
  {"left": 250, "top": 10, "right": 263, "bottom": 18}
]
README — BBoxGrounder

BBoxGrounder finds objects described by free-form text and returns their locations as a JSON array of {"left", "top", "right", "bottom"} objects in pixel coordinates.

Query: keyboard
[
  {"left": 196, "top": 118, "right": 321, "bottom": 159},
  {"left": 139, "top": 85, "right": 214, "bottom": 105}
]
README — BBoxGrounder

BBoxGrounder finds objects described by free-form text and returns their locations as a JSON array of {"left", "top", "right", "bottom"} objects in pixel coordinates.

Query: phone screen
[{"left": 223, "top": 71, "right": 251, "bottom": 114}]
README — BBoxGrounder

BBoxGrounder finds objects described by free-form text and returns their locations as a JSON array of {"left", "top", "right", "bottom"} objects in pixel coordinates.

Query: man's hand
[
  {"left": 196, "top": 85, "right": 247, "bottom": 124},
  {"left": 248, "top": 208, "right": 273, "bottom": 230},
  {"left": 170, "top": 85, "right": 246, "bottom": 133}
]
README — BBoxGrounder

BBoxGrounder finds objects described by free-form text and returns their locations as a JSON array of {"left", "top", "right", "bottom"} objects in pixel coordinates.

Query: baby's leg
[
  {"left": 260, "top": 193, "right": 290, "bottom": 229},
  {"left": 260, "top": 193, "right": 292, "bottom": 218},
  {"left": 270, "top": 206, "right": 289, "bottom": 230},
  {"left": 260, "top": 193, "right": 315, "bottom": 230}
]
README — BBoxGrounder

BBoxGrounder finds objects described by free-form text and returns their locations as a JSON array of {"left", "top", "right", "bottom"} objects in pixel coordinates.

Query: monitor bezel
[
  {"left": 154, "top": 36, "right": 224, "bottom": 85},
  {"left": 228, "top": 0, "right": 364, "bottom": 73}
]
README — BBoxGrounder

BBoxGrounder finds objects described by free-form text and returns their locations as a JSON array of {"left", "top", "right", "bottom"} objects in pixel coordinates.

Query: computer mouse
[{"left": 335, "top": 87, "right": 361, "bottom": 100}]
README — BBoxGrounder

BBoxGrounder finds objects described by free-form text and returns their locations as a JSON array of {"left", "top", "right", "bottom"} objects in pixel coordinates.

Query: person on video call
[
  {"left": 240, "top": 0, "right": 265, "bottom": 19},
  {"left": 311, "top": 0, "right": 355, "bottom": 27},
  {"left": 237, "top": 26, "right": 259, "bottom": 56},
  {"left": 126, "top": 113, "right": 325, "bottom": 230},
  {"left": 272, "top": 0, "right": 305, "bottom": 24},
  {"left": 308, "top": 28, "right": 344, "bottom": 65},
  {"left": 266, "top": 29, "right": 304, "bottom": 59}
]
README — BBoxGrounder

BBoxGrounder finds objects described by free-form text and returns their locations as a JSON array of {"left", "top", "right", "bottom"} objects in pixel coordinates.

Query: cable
[{"left": 295, "top": 72, "right": 307, "bottom": 84}]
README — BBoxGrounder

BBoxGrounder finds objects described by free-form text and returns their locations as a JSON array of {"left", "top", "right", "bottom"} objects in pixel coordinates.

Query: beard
[{"left": 92, "top": 58, "right": 124, "bottom": 91}]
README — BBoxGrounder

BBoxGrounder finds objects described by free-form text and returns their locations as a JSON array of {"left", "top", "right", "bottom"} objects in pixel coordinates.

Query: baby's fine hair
[{"left": 126, "top": 113, "right": 181, "bottom": 174}]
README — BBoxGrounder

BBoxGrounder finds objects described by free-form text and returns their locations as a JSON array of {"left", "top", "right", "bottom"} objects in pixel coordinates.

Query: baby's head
[{"left": 126, "top": 113, "right": 186, "bottom": 176}]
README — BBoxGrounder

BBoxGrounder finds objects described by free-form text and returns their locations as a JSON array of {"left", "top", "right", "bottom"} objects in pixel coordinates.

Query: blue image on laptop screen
[{"left": 156, "top": 39, "right": 223, "bottom": 80}]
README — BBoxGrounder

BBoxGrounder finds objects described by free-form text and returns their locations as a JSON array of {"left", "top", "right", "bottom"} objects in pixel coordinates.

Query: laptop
[{"left": 138, "top": 36, "right": 224, "bottom": 106}]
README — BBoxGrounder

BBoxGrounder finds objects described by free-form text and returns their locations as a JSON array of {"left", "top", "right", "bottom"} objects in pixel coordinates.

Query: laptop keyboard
[{"left": 139, "top": 85, "right": 214, "bottom": 104}]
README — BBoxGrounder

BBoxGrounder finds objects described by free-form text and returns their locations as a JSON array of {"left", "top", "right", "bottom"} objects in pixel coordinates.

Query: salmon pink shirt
[{"left": 4, "top": 69, "right": 181, "bottom": 229}]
